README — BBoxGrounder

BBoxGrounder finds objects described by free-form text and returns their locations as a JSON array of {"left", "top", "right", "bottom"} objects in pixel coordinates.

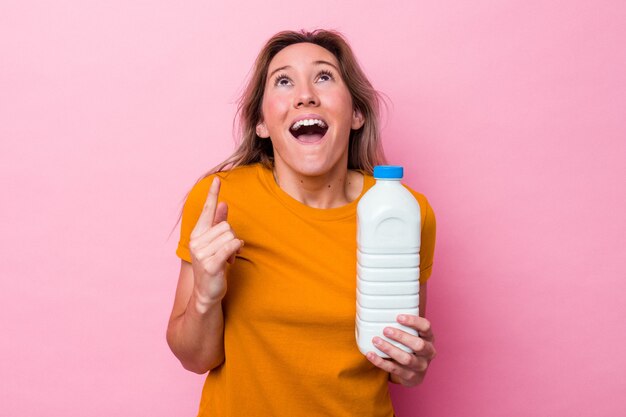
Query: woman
[{"left": 167, "top": 29, "right": 437, "bottom": 416}]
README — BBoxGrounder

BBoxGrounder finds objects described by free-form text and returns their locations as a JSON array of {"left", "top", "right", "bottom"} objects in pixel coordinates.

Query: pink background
[{"left": 1, "top": 1, "right": 625, "bottom": 416}]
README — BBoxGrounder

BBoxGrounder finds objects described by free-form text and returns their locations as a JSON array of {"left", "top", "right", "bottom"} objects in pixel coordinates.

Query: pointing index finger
[{"left": 192, "top": 177, "right": 221, "bottom": 236}]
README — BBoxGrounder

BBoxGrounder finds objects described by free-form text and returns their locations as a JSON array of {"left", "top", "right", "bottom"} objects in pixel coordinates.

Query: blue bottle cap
[{"left": 373, "top": 165, "right": 403, "bottom": 179}]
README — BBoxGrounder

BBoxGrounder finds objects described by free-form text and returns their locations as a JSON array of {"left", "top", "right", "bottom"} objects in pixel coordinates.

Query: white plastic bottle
[{"left": 356, "top": 165, "right": 421, "bottom": 357}]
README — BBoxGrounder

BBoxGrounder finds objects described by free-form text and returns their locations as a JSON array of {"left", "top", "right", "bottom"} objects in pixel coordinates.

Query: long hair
[
  {"left": 209, "top": 29, "right": 387, "bottom": 175},
  {"left": 171, "top": 29, "right": 386, "bottom": 235}
]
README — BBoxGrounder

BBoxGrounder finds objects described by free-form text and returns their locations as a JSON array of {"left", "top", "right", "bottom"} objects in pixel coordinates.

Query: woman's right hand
[{"left": 189, "top": 177, "right": 243, "bottom": 312}]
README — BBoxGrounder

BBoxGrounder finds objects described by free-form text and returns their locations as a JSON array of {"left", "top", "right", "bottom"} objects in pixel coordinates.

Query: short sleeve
[
  {"left": 414, "top": 194, "right": 436, "bottom": 284},
  {"left": 398, "top": 186, "right": 437, "bottom": 283},
  {"left": 175, "top": 175, "right": 217, "bottom": 263}
]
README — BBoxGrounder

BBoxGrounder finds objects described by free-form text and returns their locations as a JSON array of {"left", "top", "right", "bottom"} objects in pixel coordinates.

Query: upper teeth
[{"left": 291, "top": 119, "right": 327, "bottom": 130}]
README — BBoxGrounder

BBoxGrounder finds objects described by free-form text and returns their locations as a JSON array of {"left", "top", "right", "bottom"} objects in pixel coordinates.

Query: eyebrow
[{"left": 267, "top": 60, "right": 340, "bottom": 79}]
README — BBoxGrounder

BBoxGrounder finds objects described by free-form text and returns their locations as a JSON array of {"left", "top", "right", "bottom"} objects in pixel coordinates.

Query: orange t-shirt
[{"left": 176, "top": 163, "right": 436, "bottom": 417}]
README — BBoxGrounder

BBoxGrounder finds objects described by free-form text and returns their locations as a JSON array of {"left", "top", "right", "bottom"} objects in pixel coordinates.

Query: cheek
[
  {"left": 262, "top": 94, "right": 289, "bottom": 120},
  {"left": 335, "top": 98, "right": 356, "bottom": 130},
  {"left": 326, "top": 90, "right": 354, "bottom": 119}
]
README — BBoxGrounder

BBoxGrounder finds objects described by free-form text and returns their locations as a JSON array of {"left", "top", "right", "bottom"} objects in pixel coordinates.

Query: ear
[
  {"left": 351, "top": 109, "right": 365, "bottom": 130},
  {"left": 256, "top": 121, "right": 270, "bottom": 138}
]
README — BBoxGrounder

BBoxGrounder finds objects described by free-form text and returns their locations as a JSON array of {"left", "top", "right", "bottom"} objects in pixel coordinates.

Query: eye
[
  {"left": 274, "top": 73, "right": 292, "bottom": 86},
  {"left": 317, "top": 70, "right": 334, "bottom": 82}
]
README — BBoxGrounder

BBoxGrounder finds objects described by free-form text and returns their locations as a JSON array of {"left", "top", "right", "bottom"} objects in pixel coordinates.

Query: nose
[{"left": 294, "top": 83, "right": 319, "bottom": 108}]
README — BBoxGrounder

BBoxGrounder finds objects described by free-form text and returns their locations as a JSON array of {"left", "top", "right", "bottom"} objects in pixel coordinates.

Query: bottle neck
[{"left": 375, "top": 178, "right": 402, "bottom": 185}]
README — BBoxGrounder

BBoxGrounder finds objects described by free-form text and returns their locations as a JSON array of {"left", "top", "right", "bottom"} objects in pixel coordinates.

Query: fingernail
[
  {"left": 373, "top": 337, "right": 382, "bottom": 346},
  {"left": 397, "top": 314, "right": 406, "bottom": 322},
  {"left": 383, "top": 327, "right": 394, "bottom": 337}
]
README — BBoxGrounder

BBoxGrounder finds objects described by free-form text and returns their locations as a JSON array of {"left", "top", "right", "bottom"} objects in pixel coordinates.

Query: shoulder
[
  {"left": 181, "top": 163, "right": 263, "bottom": 229},
  {"left": 359, "top": 174, "right": 434, "bottom": 214},
  {"left": 407, "top": 188, "right": 434, "bottom": 213},
  {"left": 187, "top": 164, "right": 261, "bottom": 199},
  {"left": 180, "top": 165, "right": 261, "bottom": 220},
  {"left": 402, "top": 184, "right": 436, "bottom": 227},
  {"left": 401, "top": 183, "right": 432, "bottom": 209}
]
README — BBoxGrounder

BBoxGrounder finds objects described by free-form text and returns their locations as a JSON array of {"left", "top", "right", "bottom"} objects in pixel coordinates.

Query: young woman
[{"left": 166, "top": 29, "right": 437, "bottom": 416}]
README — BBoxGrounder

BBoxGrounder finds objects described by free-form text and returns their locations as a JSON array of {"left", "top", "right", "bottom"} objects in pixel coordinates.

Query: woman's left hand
[{"left": 365, "top": 314, "right": 436, "bottom": 387}]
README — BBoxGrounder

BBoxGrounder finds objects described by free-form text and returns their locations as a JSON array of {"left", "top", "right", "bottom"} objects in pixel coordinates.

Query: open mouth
[{"left": 289, "top": 118, "right": 328, "bottom": 143}]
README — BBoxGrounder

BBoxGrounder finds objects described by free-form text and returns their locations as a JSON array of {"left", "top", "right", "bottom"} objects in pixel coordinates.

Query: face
[{"left": 256, "top": 42, "right": 364, "bottom": 179}]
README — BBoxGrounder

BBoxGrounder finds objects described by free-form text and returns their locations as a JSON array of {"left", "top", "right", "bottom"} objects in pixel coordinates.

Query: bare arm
[
  {"left": 166, "top": 260, "right": 225, "bottom": 374},
  {"left": 166, "top": 178, "right": 243, "bottom": 374}
]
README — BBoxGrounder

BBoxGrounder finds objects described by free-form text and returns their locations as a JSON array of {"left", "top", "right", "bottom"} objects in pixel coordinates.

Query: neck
[{"left": 272, "top": 163, "right": 363, "bottom": 209}]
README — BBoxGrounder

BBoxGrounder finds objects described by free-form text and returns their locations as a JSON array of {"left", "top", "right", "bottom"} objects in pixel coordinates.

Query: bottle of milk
[{"left": 356, "top": 165, "right": 421, "bottom": 357}]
